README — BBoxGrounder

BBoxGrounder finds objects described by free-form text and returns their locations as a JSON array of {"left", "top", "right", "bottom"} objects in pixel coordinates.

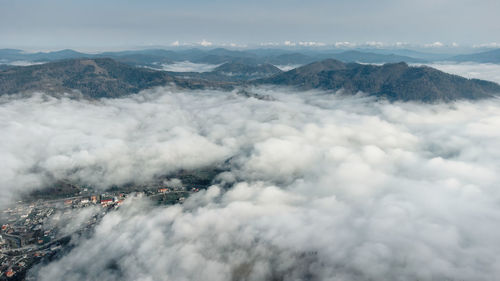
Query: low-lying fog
[
  {"left": 1, "top": 63, "right": 500, "bottom": 280},
  {"left": 274, "top": 64, "right": 304, "bottom": 71},
  {"left": 158, "top": 60, "right": 500, "bottom": 85},
  {"left": 0, "top": 60, "right": 47, "bottom": 66},
  {"left": 160, "top": 61, "right": 221, "bottom": 72},
  {"left": 426, "top": 62, "right": 500, "bottom": 84}
]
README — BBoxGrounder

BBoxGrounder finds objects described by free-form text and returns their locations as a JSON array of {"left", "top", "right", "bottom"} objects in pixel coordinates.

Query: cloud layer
[
  {"left": 2, "top": 65, "right": 500, "bottom": 280},
  {"left": 426, "top": 62, "right": 500, "bottom": 84},
  {"left": 0, "top": 89, "right": 233, "bottom": 205},
  {"left": 160, "top": 61, "right": 220, "bottom": 72}
]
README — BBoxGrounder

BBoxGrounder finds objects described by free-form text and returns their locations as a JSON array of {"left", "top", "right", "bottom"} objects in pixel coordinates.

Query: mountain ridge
[
  {"left": 1, "top": 57, "right": 499, "bottom": 102},
  {"left": 0, "top": 58, "right": 233, "bottom": 98},
  {"left": 450, "top": 49, "right": 500, "bottom": 63},
  {"left": 256, "top": 59, "right": 500, "bottom": 102}
]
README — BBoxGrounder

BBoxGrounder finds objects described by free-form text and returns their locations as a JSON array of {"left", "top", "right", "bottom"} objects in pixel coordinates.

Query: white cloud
[
  {"left": 43, "top": 205, "right": 101, "bottom": 236},
  {"left": 334, "top": 41, "right": 357, "bottom": 48},
  {"left": 3, "top": 63, "right": 500, "bottom": 280},
  {"left": 0, "top": 60, "right": 46, "bottom": 66},
  {"left": 199, "top": 39, "right": 213, "bottom": 47},
  {"left": 259, "top": 42, "right": 280, "bottom": 46},
  {"left": 219, "top": 42, "right": 247, "bottom": 48},
  {"left": 364, "top": 41, "right": 385, "bottom": 48},
  {"left": 416, "top": 62, "right": 500, "bottom": 84},
  {"left": 424, "top": 41, "right": 445, "bottom": 48},
  {"left": 0, "top": 81, "right": 496, "bottom": 280},
  {"left": 395, "top": 41, "right": 410, "bottom": 47},
  {"left": 159, "top": 61, "right": 220, "bottom": 72},
  {"left": 473, "top": 42, "right": 500, "bottom": 48},
  {"left": 274, "top": 64, "right": 303, "bottom": 71},
  {"left": 298, "top": 41, "right": 326, "bottom": 47},
  {"left": 284, "top": 40, "right": 296, "bottom": 46}
]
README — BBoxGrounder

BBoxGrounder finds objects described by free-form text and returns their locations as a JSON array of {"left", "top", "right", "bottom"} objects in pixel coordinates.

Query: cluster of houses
[{"left": 0, "top": 182, "right": 201, "bottom": 279}]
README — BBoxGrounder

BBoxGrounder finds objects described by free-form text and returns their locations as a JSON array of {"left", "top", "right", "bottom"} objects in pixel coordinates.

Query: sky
[{"left": 0, "top": 0, "right": 499, "bottom": 50}]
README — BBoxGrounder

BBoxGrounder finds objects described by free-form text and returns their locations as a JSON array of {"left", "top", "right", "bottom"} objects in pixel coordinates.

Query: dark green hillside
[{"left": 257, "top": 59, "right": 500, "bottom": 102}]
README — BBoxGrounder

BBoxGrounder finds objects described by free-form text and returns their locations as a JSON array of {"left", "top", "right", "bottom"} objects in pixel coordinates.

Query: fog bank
[{"left": 1, "top": 84, "right": 500, "bottom": 280}]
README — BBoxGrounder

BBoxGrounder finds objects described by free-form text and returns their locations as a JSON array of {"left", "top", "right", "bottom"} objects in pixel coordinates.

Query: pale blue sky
[{"left": 0, "top": 0, "right": 499, "bottom": 49}]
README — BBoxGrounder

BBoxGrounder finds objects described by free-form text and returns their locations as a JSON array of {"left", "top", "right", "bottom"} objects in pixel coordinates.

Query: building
[
  {"left": 100, "top": 198, "right": 113, "bottom": 206},
  {"left": 5, "top": 269, "right": 15, "bottom": 278}
]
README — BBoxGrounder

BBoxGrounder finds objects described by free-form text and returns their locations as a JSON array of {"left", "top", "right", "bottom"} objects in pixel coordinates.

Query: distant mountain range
[
  {"left": 2, "top": 47, "right": 500, "bottom": 69},
  {"left": 450, "top": 49, "right": 500, "bottom": 63},
  {"left": 1, "top": 57, "right": 499, "bottom": 102}
]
